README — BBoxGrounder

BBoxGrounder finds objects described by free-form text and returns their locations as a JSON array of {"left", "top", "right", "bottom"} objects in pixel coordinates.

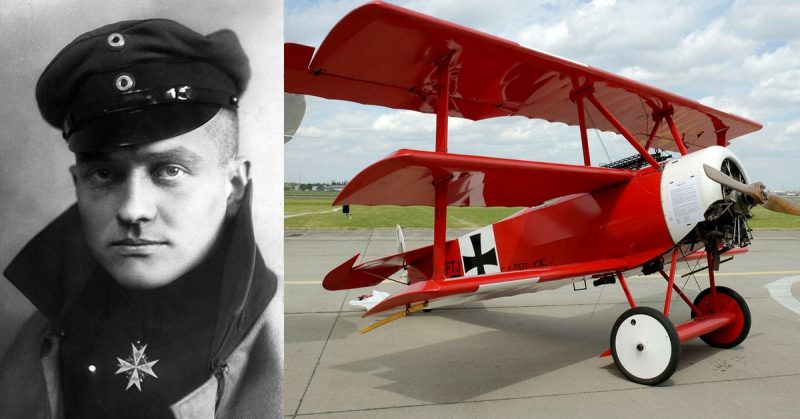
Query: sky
[{"left": 285, "top": 0, "right": 800, "bottom": 190}]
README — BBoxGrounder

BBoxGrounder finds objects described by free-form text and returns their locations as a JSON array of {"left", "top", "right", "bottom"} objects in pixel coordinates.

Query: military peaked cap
[{"left": 36, "top": 19, "right": 250, "bottom": 152}]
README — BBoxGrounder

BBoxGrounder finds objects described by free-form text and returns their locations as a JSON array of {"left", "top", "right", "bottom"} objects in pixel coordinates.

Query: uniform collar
[{"left": 4, "top": 181, "right": 276, "bottom": 364}]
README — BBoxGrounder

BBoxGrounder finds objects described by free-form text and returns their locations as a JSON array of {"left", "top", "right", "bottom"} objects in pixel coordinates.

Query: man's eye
[
  {"left": 88, "top": 168, "right": 114, "bottom": 183},
  {"left": 154, "top": 165, "right": 187, "bottom": 179}
]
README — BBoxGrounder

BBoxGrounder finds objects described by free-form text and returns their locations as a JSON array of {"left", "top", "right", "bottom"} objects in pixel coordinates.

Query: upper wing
[
  {"left": 285, "top": 2, "right": 761, "bottom": 151},
  {"left": 334, "top": 149, "right": 635, "bottom": 207}
]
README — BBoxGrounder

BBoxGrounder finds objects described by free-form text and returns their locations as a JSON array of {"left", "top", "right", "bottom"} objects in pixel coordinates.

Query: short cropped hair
[{"left": 204, "top": 107, "right": 239, "bottom": 165}]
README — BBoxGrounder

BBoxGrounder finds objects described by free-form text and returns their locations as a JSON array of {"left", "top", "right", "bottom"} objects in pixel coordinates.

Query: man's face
[{"left": 72, "top": 120, "right": 238, "bottom": 289}]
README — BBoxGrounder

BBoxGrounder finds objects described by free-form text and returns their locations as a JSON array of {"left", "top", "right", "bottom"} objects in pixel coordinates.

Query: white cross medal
[{"left": 114, "top": 342, "right": 159, "bottom": 391}]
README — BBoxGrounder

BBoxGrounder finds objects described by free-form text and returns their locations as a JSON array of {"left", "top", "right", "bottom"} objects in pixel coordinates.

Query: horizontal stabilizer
[
  {"left": 323, "top": 245, "right": 434, "bottom": 290},
  {"left": 335, "top": 149, "right": 635, "bottom": 207}
]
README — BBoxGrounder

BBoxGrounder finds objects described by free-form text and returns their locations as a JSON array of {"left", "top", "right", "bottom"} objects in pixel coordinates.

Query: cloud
[
  {"left": 287, "top": 0, "right": 800, "bottom": 189},
  {"left": 726, "top": 0, "right": 800, "bottom": 43},
  {"left": 285, "top": 0, "right": 366, "bottom": 46}
]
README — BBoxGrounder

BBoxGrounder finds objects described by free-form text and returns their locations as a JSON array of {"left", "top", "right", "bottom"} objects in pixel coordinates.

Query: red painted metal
[
  {"left": 585, "top": 94, "right": 660, "bottom": 169},
  {"left": 489, "top": 170, "right": 672, "bottom": 275},
  {"left": 665, "top": 114, "right": 689, "bottom": 155},
  {"left": 301, "top": 3, "right": 761, "bottom": 333},
  {"left": 365, "top": 258, "right": 628, "bottom": 316},
  {"left": 616, "top": 271, "right": 637, "bottom": 309},
  {"left": 435, "top": 60, "right": 450, "bottom": 153},
  {"left": 663, "top": 249, "right": 679, "bottom": 316},
  {"left": 333, "top": 149, "right": 634, "bottom": 207},
  {"left": 284, "top": 3, "right": 761, "bottom": 151},
  {"left": 331, "top": 164, "right": 676, "bottom": 315},
  {"left": 659, "top": 269, "right": 703, "bottom": 317},
  {"left": 714, "top": 118, "right": 730, "bottom": 146},
  {"left": 599, "top": 312, "right": 735, "bottom": 357},
  {"left": 432, "top": 61, "right": 450, "bottom": 281},
  {"left": 674, "top": 312, "right": 735, "bottom": 343},
  {"left": 432, "top": 180, "right": 447, "bottom": 280},
  {"left": 693, "top": 290, "right": 748, "bottom": 344},
  {"left": 644, "top": 117, "right": 662, "bottom": 150},
  {"left": 683, "top": 245, "right": 747, "bottom": 261},
  {"left": 576, "top": 97, "right": 591, "bottom": 166}
]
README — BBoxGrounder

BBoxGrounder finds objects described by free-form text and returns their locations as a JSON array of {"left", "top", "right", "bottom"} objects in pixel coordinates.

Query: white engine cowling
[{"left": 660, "top": 146, "right": 750, "bottom": 244}]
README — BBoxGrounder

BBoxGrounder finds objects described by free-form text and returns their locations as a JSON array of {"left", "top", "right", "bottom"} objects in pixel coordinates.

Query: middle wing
[{"left": 335, "top": 149, "right": 635, "bottom": 207}]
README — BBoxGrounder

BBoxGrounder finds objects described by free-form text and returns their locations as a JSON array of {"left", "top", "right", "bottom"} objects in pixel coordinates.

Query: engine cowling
[{"left": 659, "top": 146, "right": 751, "bottom": 246}]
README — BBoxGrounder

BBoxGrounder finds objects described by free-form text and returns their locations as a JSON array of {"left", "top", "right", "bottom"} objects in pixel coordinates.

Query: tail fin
[
  {"left": 395, "top": 224, "right": 406, "bottom": 253},
  {"left": 396, "top": 224, "right": 408, "bottom": 281},
  {"left": 284, "top": 93, "right": 306, "bottom": 143}
]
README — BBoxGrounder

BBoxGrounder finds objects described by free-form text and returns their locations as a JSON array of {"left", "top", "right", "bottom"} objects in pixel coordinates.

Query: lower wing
[{"left": 363, "top": 257, "right": 628, "bottom": 317}]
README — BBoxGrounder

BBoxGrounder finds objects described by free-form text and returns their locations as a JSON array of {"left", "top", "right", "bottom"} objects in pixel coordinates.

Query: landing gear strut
[{"left": 607, "top": 246, "right": 751, "bottom": 386}]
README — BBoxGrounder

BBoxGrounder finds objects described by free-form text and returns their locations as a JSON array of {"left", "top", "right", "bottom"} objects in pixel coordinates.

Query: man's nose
[{"left": 116, "top": 175, "right": 157, "bottom": 225}]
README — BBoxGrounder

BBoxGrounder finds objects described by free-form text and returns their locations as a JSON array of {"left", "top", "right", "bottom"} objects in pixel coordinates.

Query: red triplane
[{"left": 285, "top": 2, "right": 800, "bottom": 385}]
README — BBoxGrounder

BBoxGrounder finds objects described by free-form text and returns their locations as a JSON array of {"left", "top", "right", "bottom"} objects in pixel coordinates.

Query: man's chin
[{"left": 104, "top": 262, "right": 185, "bottom": 290}]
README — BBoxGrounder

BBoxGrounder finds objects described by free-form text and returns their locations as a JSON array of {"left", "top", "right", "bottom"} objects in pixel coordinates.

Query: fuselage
[{"left": 441, "top": 146, "right": 750, "bottom": 282}]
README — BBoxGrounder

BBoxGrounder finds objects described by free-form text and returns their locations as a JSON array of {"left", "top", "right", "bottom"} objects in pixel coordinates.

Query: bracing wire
[
  {"left": 362, "top": 270, "right": 409, "bottom": 286},
  {"left": 584, "top": 107, "right": 613, "bottom": 164}
]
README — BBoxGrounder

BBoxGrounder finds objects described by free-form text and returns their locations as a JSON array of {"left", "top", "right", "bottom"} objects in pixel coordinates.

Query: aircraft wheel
[
  {"left": 611, "top": 307, "right": 680, "bottom": 386},
  {"left": 692, "top": 286, "right": 751, "bottom": 349}
]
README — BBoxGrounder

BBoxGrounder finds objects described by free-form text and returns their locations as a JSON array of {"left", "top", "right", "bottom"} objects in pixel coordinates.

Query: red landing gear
[
  {"left": 692, "top": 286, "right": 751, "bottom": 348},
  {"left": 607, "top": 249, "right": 751, "bottom": 385}
]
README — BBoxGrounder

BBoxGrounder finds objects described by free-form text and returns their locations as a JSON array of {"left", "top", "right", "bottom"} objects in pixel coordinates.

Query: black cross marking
[{"left": 462, "top": 233, "right": 497, "bottom": 275}]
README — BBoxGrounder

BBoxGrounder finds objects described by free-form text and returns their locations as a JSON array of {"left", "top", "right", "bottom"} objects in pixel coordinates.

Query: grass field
[
  {"left": 749, "top": 204, "right": 800, "bottom": 229},
  {"left": 285, "top": 191, "right": 800, "bottom": 230}
]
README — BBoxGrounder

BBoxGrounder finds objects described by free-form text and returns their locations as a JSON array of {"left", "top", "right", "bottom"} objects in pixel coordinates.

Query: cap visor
[{"left": 68, "top": 103, "right": 221, "bottom": 152}]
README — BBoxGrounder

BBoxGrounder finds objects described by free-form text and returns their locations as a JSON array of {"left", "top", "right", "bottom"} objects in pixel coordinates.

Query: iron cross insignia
[
  {"left": 115, "top": 342, "right": 159, "bottom": 391},
  {"left": 462, "top": 233, "right": 498, "bottom": 275}
]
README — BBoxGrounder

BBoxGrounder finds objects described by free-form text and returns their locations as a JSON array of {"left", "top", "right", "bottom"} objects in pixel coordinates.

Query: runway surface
[{"left": 286, "top": 229, "right": 800, "bottom": 418}]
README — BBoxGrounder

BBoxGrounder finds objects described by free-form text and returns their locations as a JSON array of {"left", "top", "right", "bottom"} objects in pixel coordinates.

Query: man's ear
[{"left": 226, "top": 158, "right": 250, "bottom": 217}]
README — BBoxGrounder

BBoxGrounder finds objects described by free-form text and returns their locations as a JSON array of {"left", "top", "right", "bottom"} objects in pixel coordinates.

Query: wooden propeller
[{"left": 703, "top": 164, "right": 800, "bottom": 216}]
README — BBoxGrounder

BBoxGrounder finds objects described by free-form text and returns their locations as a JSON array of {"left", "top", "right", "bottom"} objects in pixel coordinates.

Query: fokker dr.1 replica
[{"left": 285, "top": 2, "right": 800, "bottom": 385}]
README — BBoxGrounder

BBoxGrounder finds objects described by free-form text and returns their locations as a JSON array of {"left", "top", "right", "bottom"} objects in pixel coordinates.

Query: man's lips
[
  {"left": 110, "top": 238, "right": 168, "bottom": 246},
  {"left": 109, "top": 238, "right": 169, "bottom": 255}
]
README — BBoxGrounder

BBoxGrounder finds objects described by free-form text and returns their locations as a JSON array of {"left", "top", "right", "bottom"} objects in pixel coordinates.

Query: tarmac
[{"left": 286, "top": 229, "right": 800, "bottom": 418}]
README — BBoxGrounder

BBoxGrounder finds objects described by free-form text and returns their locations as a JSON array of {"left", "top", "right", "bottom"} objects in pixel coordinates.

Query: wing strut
[
  {"left": 664, "top": 113, "right": 689, "bottom": 156},
  {"left": 571, "top": 84, "right": 660, "bottom": 169},
  {"left": 572, "top": 78, "right": 592, "bottom": 167},
  {"left": 432, "top": 56, "right": 451, "bottom": 280},
  {"left": 586, "top": 92, "right": 660, "bottom": 169},
  {"left": 644, "top": 115, "right": 662, "bottom": 150}
]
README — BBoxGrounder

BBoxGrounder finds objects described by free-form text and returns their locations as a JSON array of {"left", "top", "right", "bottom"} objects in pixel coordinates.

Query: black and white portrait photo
[{"left": 0, "top": 1, "right": 283, "bottom": 417}]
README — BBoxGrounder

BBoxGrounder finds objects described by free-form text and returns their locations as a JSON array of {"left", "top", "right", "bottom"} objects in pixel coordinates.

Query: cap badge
[
  {"left": 115, "top": 74, "right": 135, "bottom": 92},
  {"left": 107, "top": 33, "right": 125, "bottom": 50},
  {"left": 166, "top": 86, "right": 194, "bottom": 101}
]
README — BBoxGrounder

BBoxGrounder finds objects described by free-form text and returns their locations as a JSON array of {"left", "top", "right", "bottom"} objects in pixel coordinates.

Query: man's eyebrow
[
  {"left": 76, "top": 146, "right": 204, "bottom": 165},
  {"left": 141, "top": 147, "right": 204, "bottom": 165}
]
